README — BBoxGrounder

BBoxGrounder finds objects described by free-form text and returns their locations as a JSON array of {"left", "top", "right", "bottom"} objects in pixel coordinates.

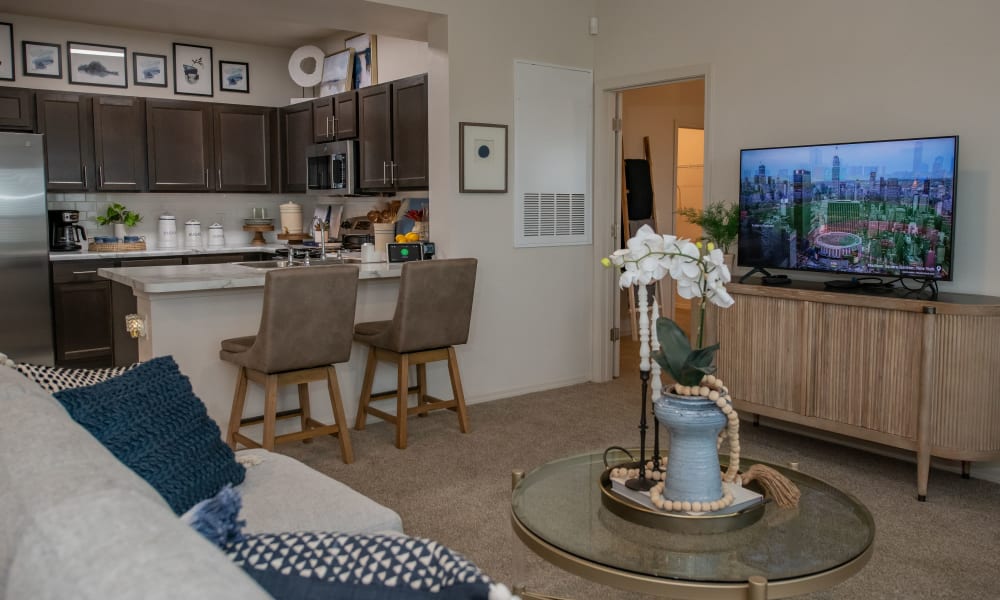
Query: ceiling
[{"left": 0, "top": 0, "right": 433, "bottom": 48}]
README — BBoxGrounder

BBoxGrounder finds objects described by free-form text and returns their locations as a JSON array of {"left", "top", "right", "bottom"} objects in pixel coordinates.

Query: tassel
[{"left": 741, "top": 464, "right": 801, "bottom": 509}]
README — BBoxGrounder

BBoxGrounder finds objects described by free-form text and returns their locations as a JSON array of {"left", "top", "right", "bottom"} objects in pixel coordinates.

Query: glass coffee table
[{"left": 511, "top": 451, "right": 874, "bottom": 599}]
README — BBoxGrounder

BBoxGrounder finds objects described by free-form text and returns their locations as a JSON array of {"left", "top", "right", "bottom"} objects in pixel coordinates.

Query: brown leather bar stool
[
  {"left": 220, "top": 265, "right": 359, "bottom": 463},
  {"left": 353, "top": 258, "right": 478, "bottom": 449}
]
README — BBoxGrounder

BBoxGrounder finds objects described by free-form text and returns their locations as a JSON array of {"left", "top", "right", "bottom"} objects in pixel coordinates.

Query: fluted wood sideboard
[{"left": 715, "top": 281, "right": 1000, "bottom": 500}]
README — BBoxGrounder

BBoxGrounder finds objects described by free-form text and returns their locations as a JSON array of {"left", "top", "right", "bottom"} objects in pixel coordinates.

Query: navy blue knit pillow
[{"left": 54, "top": 355, "right": 245, "bottom": 514}]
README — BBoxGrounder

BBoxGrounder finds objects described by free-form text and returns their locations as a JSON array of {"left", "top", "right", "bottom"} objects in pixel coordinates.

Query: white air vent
[
  {"left": 514, "top": 61, "right": 593, "bottom": 248},
  {"left": 521, "top": 193, "right": 587, "bottom": 238}
]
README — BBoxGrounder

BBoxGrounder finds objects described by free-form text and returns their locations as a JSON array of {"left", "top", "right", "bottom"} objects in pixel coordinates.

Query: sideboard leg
[
  {"left": 748, "top": 575, "right": 768, "bottom": 600},
  {"left": 916, "top": 307, "right": 935, "bottom": 502},
  {"left": 961, "top": 461, "right": 971, "bottom": 479}
]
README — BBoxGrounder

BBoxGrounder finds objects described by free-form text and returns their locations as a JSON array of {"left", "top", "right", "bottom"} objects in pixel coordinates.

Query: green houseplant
[
  {"left": 676, "top": 201, "right": 740, "bottom": 255},
  {"left": 96, "top": 203, "right": 143, "bottom": 241}
]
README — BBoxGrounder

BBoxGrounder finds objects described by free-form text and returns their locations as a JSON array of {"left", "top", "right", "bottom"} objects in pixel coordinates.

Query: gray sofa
[{"left": 0, "top": 365, "right": 403, "bottom": 599}]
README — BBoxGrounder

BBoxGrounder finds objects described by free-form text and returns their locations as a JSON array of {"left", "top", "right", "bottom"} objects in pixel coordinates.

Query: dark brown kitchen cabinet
[
  {"left": 0, "top": 88, "right": 35, "bottom": 130},
  {"left": 51, "top": 260, "right": 114, "bottom": 368},
  {"left": 313, "top": 96, "right": 335, "bottom": 142},
  {"left": 279, "top": 101, "right": 312, "bottom": 193},
  {"left": 92, "top": 96, "right": 146, "bottom": 191},
  {"left": 333, "top": 90, "right": 358, "bottom": 139},
  {"left": 35, "top": 92, "right": 95, "bottom": 192},
  {"left": 358, "top": 74, "right": 428, "bottom": 191},
  {"left": 213, "top": 104, "right": 276, "bottom": 192},
  {"left": 146, "top": 99, "right": 214, "bottom": 191}
]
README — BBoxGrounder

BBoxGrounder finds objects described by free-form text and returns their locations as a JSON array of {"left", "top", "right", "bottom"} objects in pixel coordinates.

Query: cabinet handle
[
  {"left": 382, "top": 161, "right": 387, "bottom": 184},
  {"left": 218, "top": 169, "right": 222, "bottom": 189},
  {"left": 331, "top": 116, "right": 338, "bottom": 136},
  {"left": 98, "top": 165, "right": 104, "bottom": 187},
  {"left": 72, "top": 270, "right": 97, "bottom": 276},
  {"left": 83, "top": 165, "right": 88, "bottom": 188},
  {"left": 204, "top": 168, "right": 208, "bottom": 186},
  {"left": 391, "top": 161, "right": 397, "bottom": 184}
]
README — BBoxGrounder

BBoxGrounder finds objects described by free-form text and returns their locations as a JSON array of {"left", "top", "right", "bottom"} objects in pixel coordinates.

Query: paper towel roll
[{"left": 287, "top": 45, "right": 324, "bottom": 87}]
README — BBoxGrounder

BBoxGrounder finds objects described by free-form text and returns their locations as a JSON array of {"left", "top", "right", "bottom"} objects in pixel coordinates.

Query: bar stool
[
  {"left": 220, "top": 265, "right": 359, "bottom": 463},
  {"left": 353, "top": 258, "right": 478, "bottom": 449}
]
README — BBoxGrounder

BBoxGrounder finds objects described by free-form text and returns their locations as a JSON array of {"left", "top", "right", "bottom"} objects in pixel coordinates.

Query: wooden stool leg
[
  {"left": 326, "top": 366, "right": 354, "bottom": 464},
  {"left": 355, "top": 346, "right": 377, "bottom": 431},
  {"left": 446, "top": 347, "right": 470, "bottom": 434},
  {"left": 297, "top": 382, "right": 313, "bottom": 443},
  {"left": 262, "top": 373, "right": 279, "bottom": 451},
  {"left": 226, "top": 367, "right": 249, "bottom": 449},
  {"left": 416, "top": 363, "right": 428, "bottom": 418},
  {"left": 396, "top": 353, "right": 410, "bottom": 449}
]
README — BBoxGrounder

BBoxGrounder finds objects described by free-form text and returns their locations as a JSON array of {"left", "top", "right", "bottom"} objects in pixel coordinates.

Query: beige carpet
[{"left": 280, "top": 365, "right": 1000, "bottom": 599}]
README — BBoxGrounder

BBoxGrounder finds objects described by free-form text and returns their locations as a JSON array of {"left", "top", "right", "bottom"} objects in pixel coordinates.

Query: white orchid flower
[{"left": 670, "top": 241, "right": 702, "bottom": 281}]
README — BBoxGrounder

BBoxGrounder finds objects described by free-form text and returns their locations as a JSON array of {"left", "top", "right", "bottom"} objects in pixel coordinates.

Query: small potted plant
[
  {"left": 677, "top": 201, "right": 740, "bottom": 266},
  {"left": 96, "top": 203, "right": 143, "bottom": 241}
]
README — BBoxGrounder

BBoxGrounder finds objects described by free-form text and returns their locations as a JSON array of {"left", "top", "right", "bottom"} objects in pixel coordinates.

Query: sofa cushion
[
  {"left": 236, "top": 450, "right": 403, "bottom": 535},
  {"left": 0, "top": 365, "right": 271, "bottom": 599},
  {"left": 53, "top": 355, "right": 246, "bottom": 514},
  {"left": 227, "top": 532, "right": 496, "bottom": 600},
  {"left": 14, "top": 362, "right": 138, "bottom": 393}
]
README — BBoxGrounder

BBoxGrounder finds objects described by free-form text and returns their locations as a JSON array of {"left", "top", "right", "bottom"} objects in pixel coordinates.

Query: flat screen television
[{"left": 738, "top": 135, "right": 958, "bottom": 281}]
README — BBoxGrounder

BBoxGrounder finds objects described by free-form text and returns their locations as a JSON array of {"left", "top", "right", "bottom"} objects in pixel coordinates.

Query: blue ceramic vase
[{"left": 653, "top": 389, "right": 727, "bottom": 503}]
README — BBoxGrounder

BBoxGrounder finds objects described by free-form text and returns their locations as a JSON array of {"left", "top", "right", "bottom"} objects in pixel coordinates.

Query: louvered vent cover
[{"left": 521, "top": 193, "right": 587, "bottom": 238}]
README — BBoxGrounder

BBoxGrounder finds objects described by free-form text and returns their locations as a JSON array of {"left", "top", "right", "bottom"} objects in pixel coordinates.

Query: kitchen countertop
[
  {"left": 49, "top": 244, "right": 284, "bottom": 261},
  {"left": 98, "top": 260, "right": 402, "bottom": 294}
]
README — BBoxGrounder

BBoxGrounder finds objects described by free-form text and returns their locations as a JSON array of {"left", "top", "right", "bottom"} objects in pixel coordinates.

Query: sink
[{"left": 235, "top": 257, "right": 361, "bottom": 269}]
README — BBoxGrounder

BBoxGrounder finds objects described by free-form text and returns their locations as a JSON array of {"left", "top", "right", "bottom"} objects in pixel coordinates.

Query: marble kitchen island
[{"left": 99, "top": 261, "right": 445, "bottom": 440}]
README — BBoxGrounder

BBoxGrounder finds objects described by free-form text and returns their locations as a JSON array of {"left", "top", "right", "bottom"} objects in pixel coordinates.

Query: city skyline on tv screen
[{"left": 738, "top": 136, "right": 957, "bottom": 280}]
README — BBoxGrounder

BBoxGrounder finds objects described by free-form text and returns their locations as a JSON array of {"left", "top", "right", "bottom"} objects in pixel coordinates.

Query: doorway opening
[{"left": 614, "top": 78, "right": 706, "bottom": 377}]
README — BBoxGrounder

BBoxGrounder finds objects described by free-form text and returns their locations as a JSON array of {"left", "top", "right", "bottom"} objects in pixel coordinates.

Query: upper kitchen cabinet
[
  {"left": 213, "top": 104, "right": 276, "bottom": 193},
  {"left": 313, "top": 90, "right": 357, "bottom": 142},
  {"left": 0, "top": 88, "right": 35, "bottom": 130},
  {"left": 146, "top": 99, "right": 214, "bottom": 192},
  {"left": 358, "top": 74, "right": 427, "bottom": 191},
  {"left": 279, "top": 101, "right": 312, "bottom": 193},
  {"left": 35, "top": 92, "right": 95, "bottom": 192},
  {"left": 92, "top": 96, "right": 146, "bottom": 192}
]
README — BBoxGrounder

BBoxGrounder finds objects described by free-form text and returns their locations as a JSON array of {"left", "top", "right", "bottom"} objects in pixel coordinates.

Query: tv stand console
[{"left": 715, "top": 280, "right": 1000, "bottom": 500}]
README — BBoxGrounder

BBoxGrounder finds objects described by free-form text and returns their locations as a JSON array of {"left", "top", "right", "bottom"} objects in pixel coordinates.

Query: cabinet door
[
  {"left": 358, "top": 82, "right": 393, "bottom": 191},
  {"left": 93, "top": 96, "right": 146, "bottom": 191},
  {"left": 36, "top": 92, "right": 95, "bottom": 192},
  {"left": 213, "top": 104, "right": 275, "bottom": 192},
  {"left": 313, "top": 96, "right": 335, "bottom": 142},
  {"left": 279, "top": 102, "right": 313, "bottom": 193},
  {"left": 185, "top": 253, "right": 246, "bottom": 264},
  {"left": 53, "top": 280, "right": 113, "bottom": 367},
  {"left": 0, "top": 88, "right": 35, "bottom": 130},
  {"left": 146, "top": 99, "right": 214, "bottom": 191},
  {"left": 334, "top": 90, "right": 358, "bottom": 139},
  {"left": 392, "top": 74, "right": 428, "bottom": 189}
]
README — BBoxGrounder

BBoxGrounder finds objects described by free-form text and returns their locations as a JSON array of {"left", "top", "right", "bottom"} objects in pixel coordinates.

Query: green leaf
[
  {"left": 653, "top": 318, "right": 691, "bottom": 380},
  {"left": 687, "top": 343, "right": 720, "bottom": 368},
  {"left": 678, "top": 363, "right": 717, "bottom": 386}
]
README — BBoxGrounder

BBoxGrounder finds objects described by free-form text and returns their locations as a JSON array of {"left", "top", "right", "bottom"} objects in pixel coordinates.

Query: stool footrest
[
  {"left": 370, "top": 384, "right": 420, "bottom": 402},
  {"left": 240, "top": 408, "right": 303, "bottom": 427}
]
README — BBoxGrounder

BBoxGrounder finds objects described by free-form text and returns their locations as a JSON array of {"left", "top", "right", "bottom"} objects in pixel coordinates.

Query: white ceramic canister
[
  {"left": 207, "top": 222, "right": 225, "bottom": 247},
  {"left": 158, "top": 214, "right": 177, "bottom": 249},
  {"left": 184, "top": 219, "right": 202, "bottom": 248},
  {"left": 279, "top": 201, "right": 303, "bottom": 234}
]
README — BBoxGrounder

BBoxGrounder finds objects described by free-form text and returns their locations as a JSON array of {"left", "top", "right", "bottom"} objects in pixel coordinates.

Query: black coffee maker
[{"left": 49, "top": 210, "right": 86, "bottom": 251}]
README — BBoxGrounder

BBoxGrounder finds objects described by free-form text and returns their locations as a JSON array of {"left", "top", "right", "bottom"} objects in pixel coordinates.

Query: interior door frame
[{"left": 591, "top": 65, "right": 712, "bottom": 383}]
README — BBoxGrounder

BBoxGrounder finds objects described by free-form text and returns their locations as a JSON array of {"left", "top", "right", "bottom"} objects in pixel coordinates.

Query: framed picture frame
[
  {"left": 67, "top": 42, "right": 127, "bottom": 88},
  {"left": 133, "top": 52, "right": 167, "bottom": 87},
  {"left": 318, "top": 48, "right": 352, "bottom": 97},
  {"left": 345, "top": 33, "right": 377, "bottom": 89},
  {"left": 0, "top": 22, "right": 13, "bottom": 81},
  {"left": 460, "top": 122, "right": 508, "bottom": 193},
  {"left": 219, "top": 60, "right": 249, "bottom": 93},
  {"left": 22, "top": 41, "right": 61, "bottom": 79},
  {"left": 173, "top": 42, "right": 212, "bottom": 96}
]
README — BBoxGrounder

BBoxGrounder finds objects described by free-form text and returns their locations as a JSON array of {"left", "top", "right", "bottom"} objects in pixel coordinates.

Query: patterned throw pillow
[
  {"left": 14, "top": 362, "right": 138, "bottom": 393},
  {"left": 53, "top": 355, "right": 245, "bottom": 514},
  {"left": 227, "top": 532, "right": 508, "bottom": 600}
]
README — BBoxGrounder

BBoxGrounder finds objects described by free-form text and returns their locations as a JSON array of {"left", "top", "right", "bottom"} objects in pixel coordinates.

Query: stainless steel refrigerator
[{"left": 0, "top": 132, "right": 53, "bottom": 365}]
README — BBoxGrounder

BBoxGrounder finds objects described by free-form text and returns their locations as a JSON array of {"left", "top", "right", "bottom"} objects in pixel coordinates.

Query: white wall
[{"left": 0, "top": 13, "right": 300, "bottom": 106}]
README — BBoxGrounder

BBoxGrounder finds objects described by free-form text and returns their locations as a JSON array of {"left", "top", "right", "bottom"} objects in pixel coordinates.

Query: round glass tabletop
[{"left": 511, "top": 451, "right": 874, "bottom": 587}]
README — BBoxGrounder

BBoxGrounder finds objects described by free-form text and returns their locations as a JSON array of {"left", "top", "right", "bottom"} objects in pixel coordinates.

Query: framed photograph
[
  {"left": 133, "top": 52, "right": 167, "bottom": 87},
  {"left": 318, "top": 48, "right": 352, "bottom": 97},
  {"left": 460, "top": 122, "right": 508, "bottom": 193},
  {"left": 67, "top": 42, "right": 127, "bottom": 88},
  {"left": 22, "top": 41, "right": 61, "bottom": 78},
  {"left": 219, "top": 60, "right": 249, "bottom": 93},
  {"left": 0, "top": 23, "right": 13, "bottom": 81},
  {"left": 173, "top": 42, "right": 212, "bottom": 96},
  {"left": 345, "top": 33, "right": 377, "bottom": 89}
]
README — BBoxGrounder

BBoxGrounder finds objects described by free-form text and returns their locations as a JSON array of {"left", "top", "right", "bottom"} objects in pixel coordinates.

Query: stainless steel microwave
[{"left": 306, "top": 140, "right": 364, "bottom": 195}]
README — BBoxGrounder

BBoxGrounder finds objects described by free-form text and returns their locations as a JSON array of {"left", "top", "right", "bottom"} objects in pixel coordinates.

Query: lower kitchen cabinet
[{"left": 51, "top": 261, "right": 114, "bottom": 368}]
